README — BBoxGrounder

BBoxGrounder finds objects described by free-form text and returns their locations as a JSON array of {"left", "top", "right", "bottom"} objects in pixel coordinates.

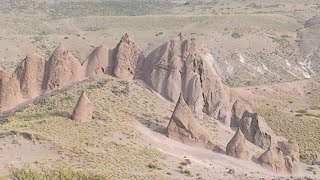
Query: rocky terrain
[
  {"left": 0, "top": 33, "right": 318, "bottom": 179},
  {"left": 0, "top": 0, "right": 319, "bottom": 179}
]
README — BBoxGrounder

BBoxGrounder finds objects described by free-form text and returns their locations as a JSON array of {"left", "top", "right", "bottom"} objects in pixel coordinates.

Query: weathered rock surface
[
  {"left": 239, "top": 111, "right": 276, "bottom": 150},
  {"left": 13, "top": 53, "right": 46, "bottom": 98},
  {"left": 0, "top": 68, "right": 22, "bottom": 112},
  {"left": 143, "top": 34, "right": 231, "bottom": 123},
  {"left": 226, "top": 128, "right": 251, "bottom": 160},
  {"left": 113, "top": 33, "right": 144, "bottom": 80},
  {"left": 44, "top": 43, "right": 84, "bottom": 90},
  {"left": 82, "top": 45, "right": 113, "bottom": 77},
  {"left": 258, "top": 143, "right": 299, "bottom": 174},
  {"left": 230, "top": 100, "right": 252, "bottom": 127},
  {"left": 277, "top": 139, "right": 300, "bottom": 162},
  {"left": 71, "top": 91, "right": 94, "bottom": 122},
  {"left": 167, "top": 94, "right": 215, "bottom": 150}
]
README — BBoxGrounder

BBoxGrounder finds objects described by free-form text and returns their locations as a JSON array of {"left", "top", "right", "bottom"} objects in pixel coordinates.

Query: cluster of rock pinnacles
[{"left": 0, "top": 33, "right": 299, "bottom": 174}]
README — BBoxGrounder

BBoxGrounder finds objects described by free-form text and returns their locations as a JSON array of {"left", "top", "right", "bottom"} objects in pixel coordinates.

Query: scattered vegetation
[
  {"left": 7, "top": 164, "right": 106, "bottom": 180},
  {"left": 231, "top": 32, "right": 242, "bottom": 39},
  {"left": 155, "top": 32, "right": 164, "bottom": 37}
]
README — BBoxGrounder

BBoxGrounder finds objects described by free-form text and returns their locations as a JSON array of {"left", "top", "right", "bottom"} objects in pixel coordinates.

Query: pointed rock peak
[
  {"left": 25, "top": 52, "right": 42, "bottom": 60},
  {"left": 167, "top": 93, "right": 215, "bottom": 150},
  {"left": 52, "top": 42, "right": 68, "bottom": 55},
  {"left": 226, "top": 128, "right": 250, "bottom": 160},
  {"left": 178, "top": 32, "right": 186, "bottom": 41},
  {"left": 71, "top": 91, "right": 94, "bottom": 122},
  {"left": 235, "top": 128, "right": 244, "bottom": 138},
  {"left": 176, "top": 93, "right": 186, "bottom": 106},
  {"left": 120, "top": 33, "right": 134, "bottom": 43},
  {"left": 79, "top": 91, "right": 89, "bottom": 101}
]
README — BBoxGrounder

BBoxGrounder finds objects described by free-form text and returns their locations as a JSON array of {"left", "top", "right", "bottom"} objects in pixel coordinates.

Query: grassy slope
[
  {"left": 0, "top": 76, "right": 177, "bottom": 179},
  {"left": 239, "top": 81, "right": 320, "bottom": 164}
]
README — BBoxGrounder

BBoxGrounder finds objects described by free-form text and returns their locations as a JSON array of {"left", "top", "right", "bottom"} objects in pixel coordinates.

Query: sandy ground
[
  {"left": 0, "top": 133, "right": 59, "bottom": 176},
  {"left": 136, "top": 122, "right": 319, "bottom": 179}
]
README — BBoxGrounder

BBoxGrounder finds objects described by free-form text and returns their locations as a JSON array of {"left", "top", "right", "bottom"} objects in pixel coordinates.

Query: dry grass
[
  {"left": 254, "top": 104, "right": 320, "bottom": 164},
  {"left": 0, "top": 76, "right": 175, "bottom": 179}
]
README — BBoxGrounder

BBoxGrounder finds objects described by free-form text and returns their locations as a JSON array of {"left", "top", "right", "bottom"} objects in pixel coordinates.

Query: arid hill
[{"left": 0, "top": 34, "right": 318, "bottom": 178}]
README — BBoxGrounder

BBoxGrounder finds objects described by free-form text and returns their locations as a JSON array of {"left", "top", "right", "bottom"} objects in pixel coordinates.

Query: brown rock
[
  {"left": 258, "top": 143, "right": 298, "bottom": 174},
  {"left": 0, "top": 68, "right": 22, "bottom": 112},
  {"left": 277, "top": 139, "right": 300, "bottom": 162},
  {"left": 44, "top": 43, "right": 84, "bottom": 90},
  {"left": 239, "top": 111, "right": 276, "bottom": 150},
  {"left": 230, "top": 100, "right": 252, "bottom": 128},
  {"left": 143, "top": 34, "right": 231, "bottom": 123},
  {"left": 71, "top": 91, "right": 94, "bottom": 122},
  {"left": 258, "top": 144, "right": 287, "bottom": 173},
  {"left": 82, "top": 45, "right": 113, "bottom": 77},
  {"left": 113, "top": 33, "right": 144, "bottom": 80},
  {"left": 167, "top": 94, "right": 215, "bottom": 150},
  {"left": 13, "top": 53, "right": 46, "bottom": 98},
  {"left": 226, "top": 128, "right": 251, "bottom": 160}
]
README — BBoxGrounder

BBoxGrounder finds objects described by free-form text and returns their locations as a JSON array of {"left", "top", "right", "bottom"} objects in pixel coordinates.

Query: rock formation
[
  {"left": 277, "top": 139, "right": 300, "bottom": 162},
  {"left": 167, "top": 94, "right": 215, "bottom": 150},
  {"left": 113, "top": 33, "right": 144, "bottom": 80},
  {"left": 143, "top": 34, "right": 232, "bottom": 123},
  {"left": 82, "top": 45, "right": 113, "bottom": 77},
  {"left": 71, "top": 91, "right": 94, "bottom": 122},
  {"left": 226, "top": 128, "right": 251, "bottom": 160},
  {"left": 0, "top": 68, "right": 22, "bottom": 112},
  {"left": 258, "top": 144, "right": 288, "bottom": 173},
  {"left": 258, "top": 143, "right": 298, "bottom": 174},
  {"left": 230, "top": 100, "right": 252, "bottom": 127},
  {"left": 239, "top": 111, "right": 276, "bottom": 150},
  {"left": 13, "top": 53, "right": 46, "bottom": 98},
  {"left": 44, "top": 43, "right": 84, "bottom": 90}
]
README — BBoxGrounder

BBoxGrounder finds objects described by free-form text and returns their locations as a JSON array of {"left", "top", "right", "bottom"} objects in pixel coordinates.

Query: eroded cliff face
[{"left": 142, "top": 34, "right": 250, "bottom": 126}]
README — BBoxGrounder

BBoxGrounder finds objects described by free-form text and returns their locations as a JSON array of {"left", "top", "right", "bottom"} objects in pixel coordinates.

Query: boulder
[
  {"left": 82, "top": 46, "right": 113, "bottom": 77},
  {"left": 113, "top": 33, "right": 144, "bottom": 79},
  {"left": 167, "top": 94, "right": 215, "bottom": 150},
  {"left": 13, "top": 53, "right": 46, "bottom": 98},
  {"left": 239, "top": 111, "right": 276, "bottom": 150},
  {"left": 44, "top": 43, "right": 84, "bottom": 90},
  {"left": 226, "top": 128, "right": 251, "bottom": 160},
  {"left": 71, "top": 91, "right": 94, "bottom": 122}
]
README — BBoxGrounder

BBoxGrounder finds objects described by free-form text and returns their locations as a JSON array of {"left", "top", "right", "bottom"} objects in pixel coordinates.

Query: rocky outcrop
[
  {"left": 113, "top": 33, "right": 144, "bottom": 80},
  {"left": 226, "top": 128, "right": 251, "bottom": 160},
  {"left": 0, "top": 68, "right": 22, "bottom": 112},
  {"left": 258, "top": 143, "right": 299, "bottom": 174},
  {"left": 82, "top": 46, "right": 113, "bottom": 77},
  {"left": 44, "top": 43, "right": 84, "bottom": 90},
  {"left": 239, "top": 111, "right": 276, "bottom": 150},
  {"left": 13, "top": 53, "right": 46, "bottom": 98},
  {"left": 167, "top": 94, "right": 215, "bottom": 150},
  {"left": 143, "top": 34, "right": 231, "bottom": 123},
  {"left": 71, "top": 91, "right": 94, "bottom": 122},
  {"left": 230, "top": 100, "right": 252, "bottom": 127},
  {"left": 277, "top": 139, "right": 300, "bottom": 162}
]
